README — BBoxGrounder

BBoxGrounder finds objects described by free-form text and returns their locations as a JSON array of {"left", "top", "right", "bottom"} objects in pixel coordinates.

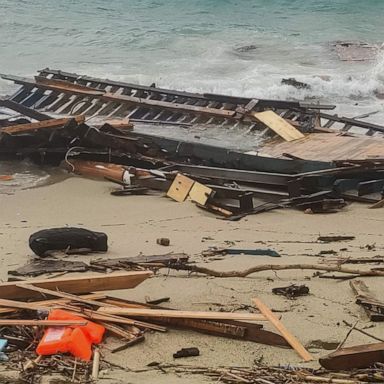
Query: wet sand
[{"left": 1, "top": 176, "right": 384, "bottom": 383}]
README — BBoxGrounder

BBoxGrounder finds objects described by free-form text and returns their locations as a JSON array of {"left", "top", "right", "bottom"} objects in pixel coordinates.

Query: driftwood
[
  {"left": 90, "top": 253, "right": 189, "bottom": 270},
  {"left": 9, "top": 259, "right": 89, "bottom": 277},
  {"left": 170, "top": 264, "right": 384, "bottom": 278}
]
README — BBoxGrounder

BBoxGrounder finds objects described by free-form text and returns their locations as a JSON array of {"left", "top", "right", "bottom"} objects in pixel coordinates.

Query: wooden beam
[
  {"left": 0, "top": 298, "right": 50, "bottom": 311},
  {"left": 0, "top": 320, "right": 87, "bottom": 326},
  {"left": 319, "top": 342, "right": 384, "bottom": 370},
  {"left": 0, "top": 98, "right": 51, "bottom": 121},
  {"left": 0, "top": 271, "right": 152, "bottom": 300},
  {"left": 3, "top": 75, "right": 236, "bottom": 119},
  {"left": 251, "top": 111, "right": 305, "bottom": 141},
  {"left": 252, "top": 297, "right": 313, "bottom": 361},
  {"left": 2, "top": 115, "right": 85, "bottom": 134},
  {"left": 98, "top": 307, "right": 267, "bottom": 321}
]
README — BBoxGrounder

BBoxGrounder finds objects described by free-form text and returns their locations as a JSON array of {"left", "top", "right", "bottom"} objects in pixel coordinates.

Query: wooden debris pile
[
  {"left": 152, "top": 363, "right": 384, "bottom": 383},
  {"left": 2, "top": 74, "right": 384, "bottom": 218},
  {"left": 0, "top": 271, "right": 310, "bottom": 382}
]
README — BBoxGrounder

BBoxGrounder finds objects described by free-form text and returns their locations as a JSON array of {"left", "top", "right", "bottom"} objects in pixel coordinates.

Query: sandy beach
[{"left": 1, "top": 175, "right": 384, "bottom": 382}]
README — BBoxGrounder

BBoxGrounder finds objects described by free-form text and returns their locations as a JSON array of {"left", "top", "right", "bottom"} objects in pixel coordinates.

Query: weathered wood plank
[
  {"left": 0, "top": 319, "right": 88, "bottom": 326},
  {"left": 251, "top": 111, "right": 305, "bottom": 141},
  {"left": 1, "top": 115, "right": 84, "bottom": 134},
  {"left": 320, "top": 342, "right": 384, "bottom": 370},
  {"left": 98, "top": 307, "right": 267, "bottom": 321},
  {"left": 0, "top": 271, "right": 152, "bottom": 300},
  {"left": 252, "top": 297, "right": 313, "bottom": 361}
]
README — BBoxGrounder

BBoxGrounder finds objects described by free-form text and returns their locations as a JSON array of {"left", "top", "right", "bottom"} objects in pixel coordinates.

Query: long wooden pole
[
  {"left": 15, "top": 284, "right": 116, "bottom": 308},
  {"left": 0, "top": 320, "right": 87, "bottom": 326},
  {"left": 98, "top": 307, "right": 266, "bottom": 321},
  {"left": 252, "top": 298, "right": 313, "bottom": 362}
]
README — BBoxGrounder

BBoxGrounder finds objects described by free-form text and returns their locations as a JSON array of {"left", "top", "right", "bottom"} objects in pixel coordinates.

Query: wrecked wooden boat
[{"left": 2, "top": 68, "right": 384, "bottom": 137}]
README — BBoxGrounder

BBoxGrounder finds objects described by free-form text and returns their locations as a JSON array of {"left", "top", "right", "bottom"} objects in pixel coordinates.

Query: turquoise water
[
  {"left": 1, "top": 0, "right": 384, "bottom": 189},
  {"left": 1, "top": 0, "right": 384, "bottom": 107}
]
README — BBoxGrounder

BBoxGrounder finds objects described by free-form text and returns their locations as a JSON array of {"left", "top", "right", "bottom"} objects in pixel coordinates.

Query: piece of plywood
[
  {"left": 0, "top": 271, "right": 152, "bottom": 300},
  {"left": 251, "top": 111, "right": 305, "bottom": 141},
  {"left": 188, "top": 182, "right": 213, "bottom": 205},
  {"left": 98, "top": 307, "right": 266, "bottom": 321},
  {"left": 252, "top": 297, "right": 313, "bottom": 361},
  {"left": 166, "top": 173, "right": 195, "bottom": 202}
]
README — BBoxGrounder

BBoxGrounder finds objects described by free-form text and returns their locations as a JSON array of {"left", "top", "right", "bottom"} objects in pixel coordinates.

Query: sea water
[{"left": 0, "top": 0, "right": 384, "bottom": 189}]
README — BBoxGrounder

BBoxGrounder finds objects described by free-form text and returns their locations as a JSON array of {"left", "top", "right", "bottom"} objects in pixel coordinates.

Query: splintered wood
[{"left": 2, "top": 115, "right": 85, "bottom": 134}]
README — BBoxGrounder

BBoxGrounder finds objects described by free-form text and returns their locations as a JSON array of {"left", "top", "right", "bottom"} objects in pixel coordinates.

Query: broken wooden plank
[
  {"left": 350, "top": 280, "right": 384, "bottom": 321},
  {"left": 35, "top": 76, "right": 106, "bottom": 95},
  {"left": 1, "top": 115, "right": 85, "bottom": 134},
  {"left": 0, "top": 271, "right": 152, "bottom": 300},
  {"left": 319, "top": 342, "right": 384, "bottom": 370},
  {"left": 0, "top": 320, "right": 87, "bottom": 326},
  {"left": 252, "top": 297, "right": 313, "bottom": 361},
  {"left": 251, "top": 110, "right": 305, "bottom": 141},
  {"left": 98, "top": 307, "right": 267, "bottom": 321},
  {"left": 166, "top": 174, "right": 195, "bottom": 202}
]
